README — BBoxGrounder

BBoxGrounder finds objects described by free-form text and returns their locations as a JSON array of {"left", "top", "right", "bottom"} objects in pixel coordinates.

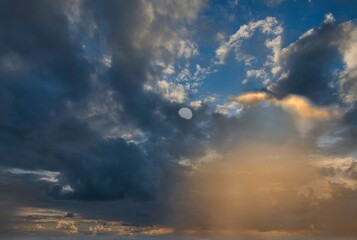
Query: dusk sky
[{"left": 1, "top": 0, "right": 357, "bottom": 239}]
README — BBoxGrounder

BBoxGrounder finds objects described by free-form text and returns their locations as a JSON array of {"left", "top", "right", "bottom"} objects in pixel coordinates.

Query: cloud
[
  {"left": 214, "top": 16, "right": 283, "bottom": 87},
  {"left": 174, "top": 142, "right": 357, "bottom": 238},
  {"left": 1, "top": 1, "right": 357, "bottom": 238},
  {"left": 268, "top": 15, "right": 355, "bottom": 105},
  {"left": 89, "top": 223, "right": 112, "bottom": 235},
  {"left": 215, "top": 16, "right": 282, "bottom": 65},
  {"left": 56, "top": 221, "right": 78, "bottom": 234},
  {"left": 324, "top": 13, "right": 336, "bottom": 24},
  {"left": 339, "top": 21, "right": 357, "bottom": 104},
  {"left": 156, "top": 80, "right": 187, "bottom": 103},
  {"left": 262, "top": 15, "right": 357, "bottom": 154},
  {"left": 231, "top": 92, "right": 341, "bottom": 134},
  {"left": 232, "top": 92, "right": 340, "bottom": 120},
  {"left": 0, "top": 4, "right": 225, "bottom": 235},
  {"left": 273, "top": 95, "right": 340, "bottom": 120},
  {"left": 230, "top": 92, "right": 271, "bottom": 107},
  {"left": 34, "top": 224, "right": 46, "bottom": 230},
  {"left": 12, "top": 206, "right": 179, "bottom": 237},
  {"left": 6, "top": 168, "right": 60, "bottom": 183},
  {"left": 0, "top": 0, "right": 208, "bottom": 198}
]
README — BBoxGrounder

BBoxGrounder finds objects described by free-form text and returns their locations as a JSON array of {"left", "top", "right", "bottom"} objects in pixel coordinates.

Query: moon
[{"left": 178, "top": 107, "right": 193, "bottom": 120}]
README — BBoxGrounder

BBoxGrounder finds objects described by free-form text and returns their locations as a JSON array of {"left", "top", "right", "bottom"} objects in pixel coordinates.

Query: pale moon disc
[{"left": 178, "top": 107, "right": 193, "bottom": 120}]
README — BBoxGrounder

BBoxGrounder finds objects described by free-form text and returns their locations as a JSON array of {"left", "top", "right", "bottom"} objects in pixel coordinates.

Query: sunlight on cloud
[
  {"left": 231, "top": 92, "right": 271, "bottom": 107},
  {"left": 12, "top": 207, "right": 176, "bottom": 237},
  {"left": 230, "top": 92, "right": 341, "bottom": 134},
  {"left": 175, "top": 142, "right": 357, "bottom": 238}
]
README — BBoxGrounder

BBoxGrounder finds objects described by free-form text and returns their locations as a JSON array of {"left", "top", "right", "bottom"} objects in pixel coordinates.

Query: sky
[{"left": 1, "top": 0, "right": 357, "bottom": 239}]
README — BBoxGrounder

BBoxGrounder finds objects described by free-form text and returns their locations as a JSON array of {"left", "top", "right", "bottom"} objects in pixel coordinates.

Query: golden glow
[
  {"left": 175, "top": 141, "right": 356, "bottom": 237},
  {"left": 233, "top": 92, "right": 340, "bottom": 120},
  {"left": 12, "top": 207, "right": 175, "bottom": 237},
  {"left": 139, "top": 227, "right": 175, "bottom": 235},
  {"left": 231, "top": 92, "right": 341, "bottom": 134},
  {"left": 272, "top": 95, "right": 340, "bottom": 120},
  {"left": 231, "top": 92, "right": 271, "bottom": 106}
]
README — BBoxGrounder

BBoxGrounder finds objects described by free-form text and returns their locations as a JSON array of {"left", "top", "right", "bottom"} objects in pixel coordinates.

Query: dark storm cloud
[
  {"left": 270, "top": 21, "right": 345, "bottom": 105},
  {"left": 0, "top": 0, "right": 209, "bottom": 208},
  {"left": 0, "top": 0, "right": 92, "bottom": 169},
  {"left": 266, "top": 18, "right": 357, "bottom": 156},
  {"left": 62, "top": 0, "right": 211, "bottom": 201},
  {"left": 55, "top": 137, "right": 160, "bottom": 201},
  {"left": 0, "top": 0, "right": 218, "bottom": 231},
  {"left": 0, "top": 0, "right": 87, "bottom": 202},
  {"left": 84, "top": 0, "right": 206, "bottom": 133},
  {"left": 0, "top": 0, "right": 91, "bottom": 99}
]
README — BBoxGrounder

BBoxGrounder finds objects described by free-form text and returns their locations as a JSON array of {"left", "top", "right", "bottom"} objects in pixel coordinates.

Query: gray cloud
[
  {"left": 0, "top": 0, "right": 210, "bottom": 222},
  {"left": 265, "top": 18, "right": 357, "bottom": 156},
  {"left": 269, "top": 21, "right": 346, "bottom": 105}
]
